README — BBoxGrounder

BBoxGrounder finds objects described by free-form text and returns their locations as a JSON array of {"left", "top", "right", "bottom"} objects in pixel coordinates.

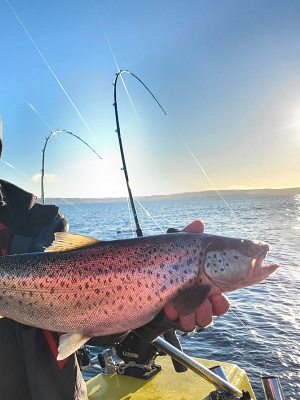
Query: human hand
[{"left": 163, "top": 220, "right": 231, "bottom": 331}]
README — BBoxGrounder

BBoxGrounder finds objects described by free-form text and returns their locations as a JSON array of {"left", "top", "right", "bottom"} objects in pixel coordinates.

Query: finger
[
  {"left": 195, "top": 298, "right": 213, "bottom": 327},
  {"left": 163, "top": 301, "right": 179, "bottom": 321},
  {"left": 210, "top": 293, "right": 231, "bottom": 316},
  {"left": 164, "top": 302, "right": 197, "bottom": 332},
  {"left": 178, "top": 313, "right": 196, "bottom": 332},
  {"left": 181, "top": 220, "right": 205, "bottom": 233}
]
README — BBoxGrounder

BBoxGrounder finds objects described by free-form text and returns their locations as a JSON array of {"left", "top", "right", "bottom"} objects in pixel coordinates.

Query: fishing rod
[
  {"left": 113, "top": 70, "right": 167, "bottom": 238},
  {"left": 41, "top": 129, "right": 102, "bottom": 204}
]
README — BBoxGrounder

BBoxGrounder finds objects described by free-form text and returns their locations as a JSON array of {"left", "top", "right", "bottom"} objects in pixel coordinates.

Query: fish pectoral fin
[
  {"left": 57, "top": 333, "right": 91, "bottom": 360},
  {"left": 172, "top": 285, "right": 211, "bottom": 316},
  {"left": 45, "top": 232, "right": 101, "bottom": 253}
]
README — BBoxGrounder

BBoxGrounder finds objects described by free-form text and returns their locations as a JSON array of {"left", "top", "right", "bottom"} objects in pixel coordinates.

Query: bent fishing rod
[
  {"left": 41, "top": 129, "right": 101, "bottom": 204},
  {"left": 113, "top": 70, "right": 166, "bottom": 237}
]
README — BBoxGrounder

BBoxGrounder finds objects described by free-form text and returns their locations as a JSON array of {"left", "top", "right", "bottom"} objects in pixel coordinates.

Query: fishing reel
[
  {"left": 114, "top": 330, "right": 161, "bottom": 379},
  {"left": 78, "top": 309, "right": 189, "bottom": 379},
  {"left": 113, "top": 309, "right": 188, "bottom": 379}
]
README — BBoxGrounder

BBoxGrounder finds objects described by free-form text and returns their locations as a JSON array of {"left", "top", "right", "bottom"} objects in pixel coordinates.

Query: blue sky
[{"left": 0, "top": 0, "right": 300, "bottom": 199}]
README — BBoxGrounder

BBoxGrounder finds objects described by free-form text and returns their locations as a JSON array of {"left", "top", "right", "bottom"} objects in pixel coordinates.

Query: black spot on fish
[
  {"left": 234, "top": 255, "right": 239, "bottom": 259},
  {"left": 161, "top": 285, "right": 167, "bottom": 292},
  {"left": 95, "top": 289, "right": 100, "bottom": 294}
]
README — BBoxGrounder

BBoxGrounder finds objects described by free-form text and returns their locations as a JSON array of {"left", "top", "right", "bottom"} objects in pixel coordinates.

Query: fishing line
[
  {"left": 0, "top": 159, "right": 32, "bottom": 179},
  {"left": 5, "top": 0, "right": 96, "bottom": 139},
  {"left": 22, "top": 97, "right": 54, "bottom": 132},
  {"left": 126, "top": 197, "right": 135, "bottom": 238},
  {"left": 91, "top": 0, "right": 121, "bottom": 73},
  {"left": 91, "top": 0, "right": 139, "bottom": 122},
  {"left": 134, "top": 198, "right": 165, "bottom": 234}
]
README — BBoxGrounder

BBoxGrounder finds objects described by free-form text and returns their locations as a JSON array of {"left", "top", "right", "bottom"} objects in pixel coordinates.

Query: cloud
[{"left": 32, "top": 173, "right": 58, "bottom": 183}]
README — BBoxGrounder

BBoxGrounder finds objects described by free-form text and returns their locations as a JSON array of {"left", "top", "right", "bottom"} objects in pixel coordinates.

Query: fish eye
[{"left": 246, "top": 243, "right": 258, "bottom": 257}]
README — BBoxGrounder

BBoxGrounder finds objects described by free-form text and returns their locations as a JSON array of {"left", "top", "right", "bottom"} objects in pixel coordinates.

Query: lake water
[{"left": 58, "top": 194, "right": 300, "bottom": 399}]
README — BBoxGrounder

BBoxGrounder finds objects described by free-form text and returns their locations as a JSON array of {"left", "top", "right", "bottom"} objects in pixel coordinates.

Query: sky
[{"left": 0, "top": 0, "right": 300, "bottom": 200}]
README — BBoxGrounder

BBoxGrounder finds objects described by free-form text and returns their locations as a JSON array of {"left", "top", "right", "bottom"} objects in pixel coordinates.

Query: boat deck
[{"left": 87, "top": 356, "right": 256, "bottom": 399}]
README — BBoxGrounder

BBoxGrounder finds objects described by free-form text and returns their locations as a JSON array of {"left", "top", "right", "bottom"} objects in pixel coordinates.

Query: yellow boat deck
[{"left": 87, "top": 356, "right": 256, "bottom": 400}]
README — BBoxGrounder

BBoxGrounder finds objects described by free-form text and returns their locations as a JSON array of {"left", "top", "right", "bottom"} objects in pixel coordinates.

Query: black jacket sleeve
[{"left": 0, "top": 180, "right": 68, "bottom": 254}]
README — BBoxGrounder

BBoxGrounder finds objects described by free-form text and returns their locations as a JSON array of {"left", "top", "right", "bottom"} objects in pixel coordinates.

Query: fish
[{"left": 0, "top": 231, "right": 279, "bottom": 359}]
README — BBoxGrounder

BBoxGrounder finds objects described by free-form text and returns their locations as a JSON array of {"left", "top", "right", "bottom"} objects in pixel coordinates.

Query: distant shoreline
[{"left": 43, "top": 187, "right": 300, "bottom": 205}]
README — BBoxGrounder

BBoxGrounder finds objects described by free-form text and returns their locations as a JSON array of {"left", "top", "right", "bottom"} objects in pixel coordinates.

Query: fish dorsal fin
[
  {"left": 57, "top": 333, "right": 91, "bottom": 360},
  {"left": 45, "top": 232, "right": 101, "bottom": 253}
]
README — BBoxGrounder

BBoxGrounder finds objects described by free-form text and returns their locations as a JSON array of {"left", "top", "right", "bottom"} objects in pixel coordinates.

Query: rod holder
[
  {"left": 153, "top": 336, "right": 243, "bottom": 397},
  {"left": 261, "top": 376, "right": 285, "bottom": 400},
  {"left": 210, "top": 365, "right": 229, "bottom": 382}
]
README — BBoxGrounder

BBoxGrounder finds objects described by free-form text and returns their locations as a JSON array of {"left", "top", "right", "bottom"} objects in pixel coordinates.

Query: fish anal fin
[
  {"left": 172, "top": 285, "right": 211, "bottom": 316},
  {"left": 57, "top": 332, "right": 91, "bottom": 360},
  {"left": 45, "top": 232, "right": 101, "bottom": 253}
]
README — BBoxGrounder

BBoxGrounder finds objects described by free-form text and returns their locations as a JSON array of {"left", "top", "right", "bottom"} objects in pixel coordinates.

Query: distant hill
[{"left": 43, "top": 187, "right": 300, "bottom": 205}]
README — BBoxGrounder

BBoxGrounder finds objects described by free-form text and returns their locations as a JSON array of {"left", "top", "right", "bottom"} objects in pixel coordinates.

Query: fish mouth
[{"left": 251, "top": 244, "right": 279, "bottom": 276}]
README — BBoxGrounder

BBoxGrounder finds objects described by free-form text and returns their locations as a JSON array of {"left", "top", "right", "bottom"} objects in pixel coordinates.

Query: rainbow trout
[{"left": 0, "top": 231, "right": 279, "bottom": 359}]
